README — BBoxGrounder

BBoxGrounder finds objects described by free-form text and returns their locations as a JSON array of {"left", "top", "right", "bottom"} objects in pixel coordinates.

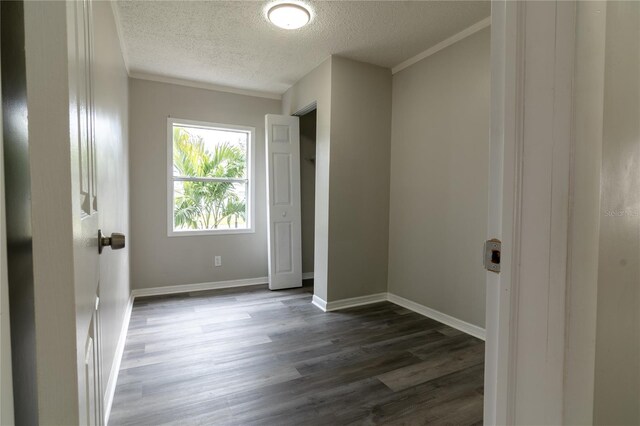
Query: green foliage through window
[{"left": 172, "top": 125, "right": 249, "bottom": 231}]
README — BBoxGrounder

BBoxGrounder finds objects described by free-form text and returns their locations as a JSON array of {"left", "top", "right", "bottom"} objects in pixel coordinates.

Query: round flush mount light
[{"left": 267, "top": 3, "right": 311, "bottom": 30}]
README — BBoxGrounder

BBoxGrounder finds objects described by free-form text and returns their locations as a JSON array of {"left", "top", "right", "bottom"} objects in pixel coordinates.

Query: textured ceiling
[{"left": 114, "top": 1, "right": 490, "bottom": 95}]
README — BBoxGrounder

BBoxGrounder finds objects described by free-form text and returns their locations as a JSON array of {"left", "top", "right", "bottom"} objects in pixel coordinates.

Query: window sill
[{"left": 168, "top": 228, "right": 255, "bottom": 237}]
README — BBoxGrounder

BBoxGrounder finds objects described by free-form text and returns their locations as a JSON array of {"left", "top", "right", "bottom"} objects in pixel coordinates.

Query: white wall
[
  {"left": 129, "top": 79, "right": 280, "bottom": 290},
  {"left": 387, "top": 28, "right": 490, "bottom": 327},
  {"left": 565, "top": 4, "right": 640, "bottom": 423},
  {"left": 593, "top": 1, "right": 640, "bottom": 423},
  {"left": 564, "top": 1, "right": 606, "bottom": 423},
  {"left": 92, "top": 0, "right": 131, "bottom": 407}
]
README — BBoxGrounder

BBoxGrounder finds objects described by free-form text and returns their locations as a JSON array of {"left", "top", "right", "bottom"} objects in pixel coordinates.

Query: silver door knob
[{"left": 98, "top": 229, "right": 126, "bottom": 254}]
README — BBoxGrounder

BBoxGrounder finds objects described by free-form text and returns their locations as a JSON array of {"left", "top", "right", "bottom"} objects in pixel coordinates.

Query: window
[{"left": 167, "top": 118, "right": 255, "bottom": 236}]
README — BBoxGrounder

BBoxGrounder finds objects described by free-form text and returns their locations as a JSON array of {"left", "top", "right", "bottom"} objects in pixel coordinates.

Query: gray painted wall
[
  {"left": 387, "top": 28, "right": 490, "bottom": 327},
  {"left": 593, "top": 1, "right": 640, "bottom": 423},
  {"left": 327, "top": 57, "right": 391, "bottom": 301},
  {"left": 299, "top": 111, "right": 316, "bottom": 274},
  {"left": 282, "top": 56, "right": 392, "bottom": 302},
  {"left": 129, "top": 79, "right": 280, "bottom": 290}
]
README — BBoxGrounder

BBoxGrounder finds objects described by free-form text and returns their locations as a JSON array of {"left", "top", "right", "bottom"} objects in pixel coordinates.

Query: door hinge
[{"left": 484, "top": 239, "right": 501, "bottom": 273}]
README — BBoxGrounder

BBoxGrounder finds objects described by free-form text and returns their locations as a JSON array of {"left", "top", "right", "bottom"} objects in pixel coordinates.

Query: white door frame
[{"left": 485, "top": 1, "right": 577, "bottom": 424}]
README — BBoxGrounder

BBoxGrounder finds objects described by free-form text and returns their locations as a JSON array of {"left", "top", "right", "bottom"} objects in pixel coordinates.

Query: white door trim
[
  {"left": 486, "top": 1, "right": 576, "bottom": 424},
  {"left": 484, "top": 2, "right": 525, "bottom": 423}
]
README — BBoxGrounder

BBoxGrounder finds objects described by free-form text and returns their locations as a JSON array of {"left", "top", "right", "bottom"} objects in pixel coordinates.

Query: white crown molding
[
  {"left": 392, "top": 16, "right": 491, "bottom": 74},
  {"left": 131, "top": 276, "right": 269, "bottom": 298},
  {"left": 103, "top": 293, "right": 133, "bottom": 425},
  {"left": 128, "top": 72, "right": 283, "bottom": 101}
]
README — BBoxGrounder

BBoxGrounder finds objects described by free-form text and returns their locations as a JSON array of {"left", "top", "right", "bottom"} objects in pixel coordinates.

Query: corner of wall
[{"left": 326, "top": 55, "right": 392, "bottom": 302}]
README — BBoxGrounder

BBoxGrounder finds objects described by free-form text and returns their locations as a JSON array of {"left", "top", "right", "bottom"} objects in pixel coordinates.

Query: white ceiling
[{"left": 113, "top": 1, "right": 490, "bottom": 96}]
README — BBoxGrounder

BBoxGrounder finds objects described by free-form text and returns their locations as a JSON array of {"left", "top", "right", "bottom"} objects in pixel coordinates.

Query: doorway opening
[{"left": 298, "top": 109, "right": 316, "bottom": 288}]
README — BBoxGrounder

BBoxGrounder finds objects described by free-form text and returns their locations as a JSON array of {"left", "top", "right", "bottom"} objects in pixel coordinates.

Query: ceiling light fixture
[{"left": 267, "top": 3, "right": 311, "bottom": 30}]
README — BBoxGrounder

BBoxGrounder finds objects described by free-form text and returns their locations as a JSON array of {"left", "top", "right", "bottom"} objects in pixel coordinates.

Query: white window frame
[{"left": 167, "top": 117, "right": 255, "bottom": 237}]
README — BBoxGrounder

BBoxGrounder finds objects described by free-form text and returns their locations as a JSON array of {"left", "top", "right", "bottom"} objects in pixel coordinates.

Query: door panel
[
  {"left": 265, "top": 115, "right": 302, "bottom": 290},
  {"left": 84, "top": 336, "right": 95, "bottom": 426},
  {"left": 83, "top": 300, "right": 102, "bottom": 426},
  {"left": 275, "top": 222, "right": 293, "bottom": 273},
  {"left": 273, "top": 153, "right": 292, "bottom": 205},
  {"left": 272, "top": 124, "right": 290, "bottom": 143},
  {"left": 68, "top": 0, "right": 103, "bottom": 423}
]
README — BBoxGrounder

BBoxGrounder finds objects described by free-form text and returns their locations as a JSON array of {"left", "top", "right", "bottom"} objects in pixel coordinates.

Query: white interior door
[
  {"left": 69, "top": 0, "right": 103, "bottom": 424},
  {"left": 265, "top": 114, "right": 302, "bottom": 290}
]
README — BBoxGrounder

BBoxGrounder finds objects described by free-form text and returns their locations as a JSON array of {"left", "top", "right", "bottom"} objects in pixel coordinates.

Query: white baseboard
[
  {"left": 327, "top": 293, "right": 388, "bottom": 311},
  {"left": 311, "top": 294, "right": 327, "bottom": 311},
  {"left": 311, "top": 291, "right": 485, "bottom": 341},
  {"left": 387, "top": 293, "right": 486, "bottom": 341},
  {"left": 130, "top": 276, "right": 269, "bottom": 298},
  {"left": 103, "top": 293, "right": 134, "bottom": 425},
  {"left": 311, "top": 292, "right": 388, "bottom": 312},
  {"left": 301, "top": 272, "right": 314, "bottom": 280}
]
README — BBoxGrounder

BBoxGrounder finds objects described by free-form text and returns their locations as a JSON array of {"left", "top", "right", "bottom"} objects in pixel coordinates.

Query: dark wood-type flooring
[{"left": 109, "top": 283, "right": 484, "bottom": 425}]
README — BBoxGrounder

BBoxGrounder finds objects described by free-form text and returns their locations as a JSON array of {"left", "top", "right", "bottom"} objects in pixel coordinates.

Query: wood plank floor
[{"left": 109, "top": 283, "right": 484, "bottom": 425}]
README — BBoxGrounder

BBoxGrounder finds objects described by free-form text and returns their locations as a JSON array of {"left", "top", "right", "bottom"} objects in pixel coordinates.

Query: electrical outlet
[{"left": 214, "top": 256, "right": 222, "bottom": 267}]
